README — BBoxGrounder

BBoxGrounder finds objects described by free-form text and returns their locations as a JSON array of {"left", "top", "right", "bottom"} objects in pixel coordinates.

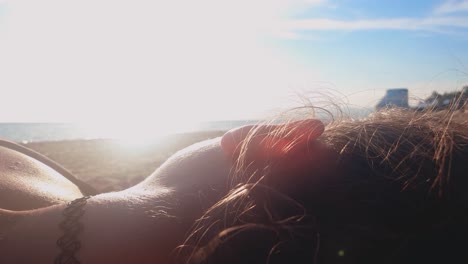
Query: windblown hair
[{"left": 175, "top": 109, "right": 468, "bottom": 264}]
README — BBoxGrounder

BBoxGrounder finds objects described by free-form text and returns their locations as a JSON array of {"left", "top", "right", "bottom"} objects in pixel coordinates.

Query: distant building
[{"left": 376, "top": 88, "right": 409, "bottom": 109}]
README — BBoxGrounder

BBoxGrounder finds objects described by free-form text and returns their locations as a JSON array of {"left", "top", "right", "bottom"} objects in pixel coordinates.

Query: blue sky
[
  {"left": 0, "top": 0, "right": 467, "bottom": 123},
  {"left": 271, "top": 0, "right": 468, "bottom": 105}
]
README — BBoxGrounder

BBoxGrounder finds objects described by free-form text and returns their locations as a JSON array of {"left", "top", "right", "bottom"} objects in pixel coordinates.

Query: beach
[
  {"left": 18, "top": 109, "right": 468, "bottom": 194},
  {"left": 23, "top": 131, "right": 225, "bottom": 193}
]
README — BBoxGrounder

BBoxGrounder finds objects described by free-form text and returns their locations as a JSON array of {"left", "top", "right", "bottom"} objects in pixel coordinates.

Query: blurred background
[
  {"left": 0, "top": 0, "right": 466, "bottom": 192},
  {"left": 1, "top": 1, "right": 467, "bottom": 123}
]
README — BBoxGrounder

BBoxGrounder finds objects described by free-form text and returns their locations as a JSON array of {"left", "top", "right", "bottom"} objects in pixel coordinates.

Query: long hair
[{"left": 175, "top": 109, "right": 468, "bottom": 264}]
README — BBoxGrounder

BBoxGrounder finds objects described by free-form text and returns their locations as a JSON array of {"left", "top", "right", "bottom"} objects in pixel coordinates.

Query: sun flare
[{"left": 75, "top": 119, "right": 200, "bottom": 149}]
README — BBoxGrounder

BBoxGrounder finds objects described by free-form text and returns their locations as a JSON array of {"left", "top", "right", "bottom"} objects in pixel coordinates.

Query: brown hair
[{"left": 175, "top": 109, "right": 468, "bottom": 264}]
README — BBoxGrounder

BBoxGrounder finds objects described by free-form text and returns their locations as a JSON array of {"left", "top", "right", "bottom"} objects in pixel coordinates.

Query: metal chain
[{"left": 55, "top": 196, "right": 92, "bottom": 264}]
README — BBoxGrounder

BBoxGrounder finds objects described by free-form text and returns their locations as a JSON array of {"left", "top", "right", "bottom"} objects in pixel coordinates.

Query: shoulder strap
[{"left": 0, "top": 139, "right": 98, "bottom": 196}]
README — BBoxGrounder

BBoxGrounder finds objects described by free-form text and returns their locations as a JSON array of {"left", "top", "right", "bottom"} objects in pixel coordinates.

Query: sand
[{"left": 23, "top": 131, "right": 225, "bottom": 193}]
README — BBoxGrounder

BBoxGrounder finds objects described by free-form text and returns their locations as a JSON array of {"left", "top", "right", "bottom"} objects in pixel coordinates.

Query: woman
[{"left": 1, "top": 109, "right": 467, "bottom": 264}]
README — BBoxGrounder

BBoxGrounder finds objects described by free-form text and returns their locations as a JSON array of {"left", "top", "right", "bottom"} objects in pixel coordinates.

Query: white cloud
[
  {"left": 434, "top": 0, "right": 468, "bottom": 14},
  {"left": 281, "top": 18, "right": 419, "bottom": 31},
  {"left": 269, "top": 1, "right": 468, "bottom": 36},
  {"left": 276, "top": 16, "right": 468, "bottom": 35}
]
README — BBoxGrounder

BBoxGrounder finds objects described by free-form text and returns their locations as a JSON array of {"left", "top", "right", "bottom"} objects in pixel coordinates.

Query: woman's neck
[{"left": 0, "top": 189, "right": 187, "bottom": 264}]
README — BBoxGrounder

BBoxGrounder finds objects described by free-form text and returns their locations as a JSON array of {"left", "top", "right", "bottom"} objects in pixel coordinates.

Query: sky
[{"left": 0, "top": 0, "right": 467, "bottom": 123}]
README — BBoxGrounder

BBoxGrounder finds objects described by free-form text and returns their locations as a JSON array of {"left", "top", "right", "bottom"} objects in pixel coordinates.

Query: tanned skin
[{"left": 0, "top": 138, "right": 233, "bottom": 263}]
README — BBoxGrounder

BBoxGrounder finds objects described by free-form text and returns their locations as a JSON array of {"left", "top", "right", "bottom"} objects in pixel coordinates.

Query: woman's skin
[
  {"left": 0, "top": 138, "right": 232, "bottom": 263},
  {"left": 0, "top": 145, "right": 83, "bottom": 210},
  {"left": 0, "top": 121, "right": 332, "bottom": 263}
]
